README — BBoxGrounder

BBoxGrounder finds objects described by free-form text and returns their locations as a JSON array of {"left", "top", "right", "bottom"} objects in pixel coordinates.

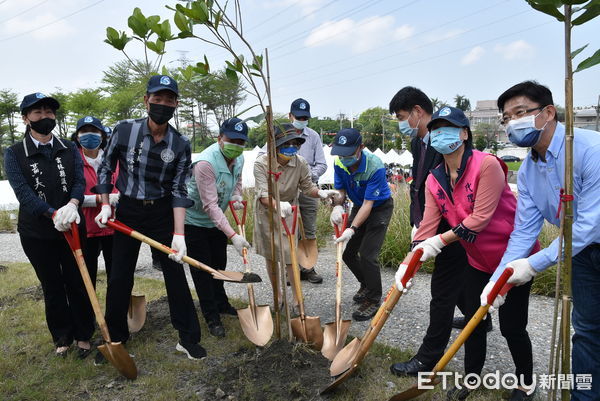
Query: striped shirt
[{"left": 94, "top": 117, "right": 193, "bottom": 208}]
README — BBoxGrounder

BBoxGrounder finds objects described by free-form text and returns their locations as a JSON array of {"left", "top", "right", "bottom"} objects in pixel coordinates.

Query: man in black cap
[
  {"left": 330, "top": 128, "right": 394, "bottom": 321},
  {"left": 4, "top": 93, "right": 94, "bottom": 358},
  {"left": 288, "top": 98, "right": 327, "bottom": 284},
  {"left": 93, "top": 75, "right": 206, "bottom": 360}
]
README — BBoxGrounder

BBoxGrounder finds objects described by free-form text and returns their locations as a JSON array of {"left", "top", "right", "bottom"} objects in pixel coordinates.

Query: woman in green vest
[{"left": 185, "top": 118, "right": 250, "bottom": 338}]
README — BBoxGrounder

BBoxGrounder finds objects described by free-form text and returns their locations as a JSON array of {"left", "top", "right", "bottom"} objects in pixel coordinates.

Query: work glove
[
  {"left": 169, "top": 233, "right": 187, "bottom": 264},
  {"left": 317, "top": 189, "right": 339, "bottom": 200},
  {"left": 394, "top": 263, "right": 412, "bottom": 293},
  {"left": 335, "top": 228, "right": 354, "bottom": 244},
  {"left": 82, "top": 195, "right": 98, "bottom": 208},
  {"left": 279, "top": 201, "right": 293, "bottom": 218},
  {"left": 506, "top": 258, "right": 537, "bottom": 286},
  {"left": 410, "top": 225, "right": 418, "bottom": 241},
  {"left": 231, "top": 233, "right": 250, "bottom": 256},
  {"left": 94, "top": 204, "right": 112, "bottom": 228},
  {"left": 230, "top": 195, "right": 244, "bottom": 210},
  {"left": 52, "top": 202, "right": 80, "bottom": 232},
  {"left": 108, "top": 193, "right": 120, "bottom": 207},
  {"left": 480, "top": 281, "right": 506, "bottom": 312},
  {"left": 413, "top": 234, "right": 446, "bottom": 262},
  {"left": 330, "top": 205, "right": 344, "bottom": 226}
]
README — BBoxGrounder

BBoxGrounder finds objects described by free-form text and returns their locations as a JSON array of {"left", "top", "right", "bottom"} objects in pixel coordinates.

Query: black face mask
[
  {"left": 148, "top": 103, "right": 175, "bottom": 125},
  {"left": 29, "top": 118, "right": 56, "bottom": 136}
]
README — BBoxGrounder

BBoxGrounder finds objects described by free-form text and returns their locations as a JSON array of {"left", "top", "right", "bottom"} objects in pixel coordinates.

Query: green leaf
[
  {"left": 161, "top": 65, "right": 169, "bottom": 76},
  {"left": 563, "top": 0, "right": 591, "bottom": 4},
  {"left": 194, "top": 62, "right": 209, "bottom": 75},
  {"left": 572, "top": 1, "right": 600, "bottom": 25},
  {"left": 146, "top": 40, "right": 158, "bottom": 53},
  {"left": 243, "top": 112, "right": 266, "bottom": 124},
  {"left": 214, "top": 11, "right": 222, "bottom": 29},
  {"left": 254, "top": 54, "right": 263, "bottom": 67},
  {"left": 235, "top": 104, "right": 260, "bottom": 118},
  {"left": 571, "top": 43, "right": 589, "bottom": 59},
  {"left": 128, "top": 7, "right": 150, "bottom": 37},
  {"left": 526, "top": 0, "right": 565, "bottom": 21},
  {"left": 104, "top": 27, "right": 131, "bottom": 50},
  {"left": 106, "top": 26, "right": 118, "bottom": 41},
  {"left": 158, "top": 20, "right": 172, "bottom": 41},
  {"left": 234, "top": 58, "right": 244, "bottom": 73},
  {"left": 174, "top": 10, "right": 189, "bottom": 32},
  {"left": 147, "top": 15, "right": 160, "bottom": 28},
  {"left": 574, "top": 48, "right": 600, "bottom": 72},
  {"left": 178, "top": 31, "right": 194, "bottom": 38},
  {"left": 203, "top": 54, "right": 210, "bottom": 73},
  {"left": 225, "top": 68, "right": 239, "bottom": 83},
  {"left": 190, "top": 1, "right": 209, "bottom": 23}
]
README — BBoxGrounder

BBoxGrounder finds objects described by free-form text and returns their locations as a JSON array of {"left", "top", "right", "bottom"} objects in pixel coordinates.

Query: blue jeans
[{"left": 571, "top": 244, "right": 600, "bottom": 401}]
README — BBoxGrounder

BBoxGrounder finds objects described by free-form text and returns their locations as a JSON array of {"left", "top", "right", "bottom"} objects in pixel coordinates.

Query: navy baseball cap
[
  {"left": 147, "top": 75, "right": 179, "bottom": 96},
  {"left": 20, "top": 92, "right": 60, "bottom": 114},
  {"left": 76, "top": 116, "right": 104, "bottom": 133},
  {"left": 220, "top": 118, "right": 248, "bottom": 140},
  {"left": 427, "top": 106, "right": 470, "bottom": 130},
  {"left": 104, "top": 126, "right": 112, "bottom": 137},
  {"left": 290, "top": 98, "right": 311, "bottom": 118},
  {"left": 331, "top": 128, "right": 362, "bottom": 156}
]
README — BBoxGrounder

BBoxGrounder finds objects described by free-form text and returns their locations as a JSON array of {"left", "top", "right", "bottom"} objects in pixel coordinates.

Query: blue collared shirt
[
  {"left": 297, "top": 127, "right": 327, "bottom": 182},
  {"left": 492, "top": 123, "right": 600, "bottom": 281},
  {"left": 333, "top": 150, "right": 391, "bottom": 207}
]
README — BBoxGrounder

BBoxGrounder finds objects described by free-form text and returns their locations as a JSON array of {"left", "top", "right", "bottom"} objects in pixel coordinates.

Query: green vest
[{"left": 185, "top": 142, "right": 244, "bottom": 228}]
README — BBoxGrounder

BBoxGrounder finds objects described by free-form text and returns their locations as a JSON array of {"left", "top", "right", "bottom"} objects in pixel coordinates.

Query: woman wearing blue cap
[{"left": 4, "top": 93, "right": 94, "bottom": 358}]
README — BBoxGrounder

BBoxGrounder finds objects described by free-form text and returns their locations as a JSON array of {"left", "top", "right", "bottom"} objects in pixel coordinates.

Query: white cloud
[
  {"left": 461, "top": 46, "right": 485, "bottom": 65},
  {"left": 304, "top": 16, "right": 414, "bottom": 53},
  {"left": 3, "top": 14, "right": 75, "bottom": 40},
  {"left": 494, "top": 40, "right": 534, "bottom": 60},
  {"left": 265, "top": 0, "right": 327, "bottom": 17}
]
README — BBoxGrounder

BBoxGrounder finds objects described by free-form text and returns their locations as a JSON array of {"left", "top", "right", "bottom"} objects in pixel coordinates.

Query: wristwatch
[{"left": 350, "top": 225, "right": 358, "bottom": 232}]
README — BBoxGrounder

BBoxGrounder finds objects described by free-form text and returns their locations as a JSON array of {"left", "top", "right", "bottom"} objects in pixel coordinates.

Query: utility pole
[{"left": 381, "top": 115, "right": 386, "bottom": 152}]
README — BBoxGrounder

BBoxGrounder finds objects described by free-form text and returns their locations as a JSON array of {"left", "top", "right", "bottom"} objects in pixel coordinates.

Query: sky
[{"left": 1, "top": 0, "right": 599, "bottom": 122}]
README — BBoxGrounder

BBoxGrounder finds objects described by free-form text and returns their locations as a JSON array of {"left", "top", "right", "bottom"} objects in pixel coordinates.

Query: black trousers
[
  {"left": 343, "top": 198, "right": 394, "bottom": 302},
  {"left": 82, "top": 234, "right": 114, "bottom": 286},
  {"left": 20, "top": 235, "right": 95, "bottom": 346},
  {"left": 185, "top": 225, "right": 231, "bottom": 324},
  {"left": 105, "top": 196, "right": 201, "bottom": 344}
]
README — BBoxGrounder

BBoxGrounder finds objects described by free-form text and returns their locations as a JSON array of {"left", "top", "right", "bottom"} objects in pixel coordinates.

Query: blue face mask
[
  {"left": 505, "top": 112, "right": 546, "bottom": 147},
  {"left": 430, "top": 126, "right": 464, "bottom": 155},
  {"left": 292, "top": 119, "right": 308, "bottom": 130},
  {"left": 340, "top": 152, "right": 360, "bottom": 167},
  {"left": 79, "top": 132, "right": 102, "bottom": 150},
  {"left": 398, "top": 112, "right": 419, "bottom": 138},
  {"left": 278, "top": 145, "right": 299, "bottom": 160}
]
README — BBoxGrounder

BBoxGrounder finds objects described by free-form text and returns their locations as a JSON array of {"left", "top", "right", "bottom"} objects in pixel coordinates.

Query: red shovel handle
[
  {"left": 63, "top": 222, "right": 81, "bottom": 251},
  {"left": 105, "top": 219, "right": 133, "bottom": 236},
  {"left": 280, "top": 205, "right": 298, "bottom": 236},
  {"left": 487, "top": 267, "right": 514, "bottom": 305},
  {"left": 334, "top": 213, "right": 348, "bottom": 238},
  {"left": 401, "top": 248, "right": 424, "bottom": 287},
  {"left": 228, "top": 200, "right": 247, "bottom": 227}
]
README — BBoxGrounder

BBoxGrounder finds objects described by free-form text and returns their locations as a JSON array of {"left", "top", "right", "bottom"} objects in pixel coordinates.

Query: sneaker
[
  {"left": 93, "top": 350, "right": 107, "bottom": 366},
  {"left": 446, "top": 386, "right": 471, "bottom": 400},
  {"left": 152, "top": 258, "right": 162, "bottom": 271},
  {"left": 352, "top": 286, "right": 368, "bottom": 304},
  {"left": 352, "top": 299, "right": 380, "bottom": 321},
  {"left": 176, "top": 342, "right": 207, "bottom": 360},
  {"left": 208, "top": 322, "right": 225, "bottom": 338},
  {"left": 300, "top": 267, "right": 323, "bottom": 284},
  {"left": 452, "top": 315, "right": 493, "bottom": 332},
  {"left": 390, "top": 357, "right": 432, "bottom": 377},
  {"left": 219, "top": 304, "right": 238, "bottom": 316},
  {"left": 509, "top": 388, "right": 536, "bottom": 401}
]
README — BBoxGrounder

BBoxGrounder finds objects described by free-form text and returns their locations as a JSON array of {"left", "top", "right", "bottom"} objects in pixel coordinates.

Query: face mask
[
  {"left": 79, "top": 133, "right": 102, "bottom": 150},
  {"left": 398, "top": 112, "right": 419, "bottom": 138},
  {"left": 505, "top": 111, "right": 546, "bottom": 147},
  {"left": 148, "top": 103, "right": 175, "bottom": 125},
  {"left": 292, "top": 119, "right": 308, "bottom": 130},
  {"left": 277, "top": 145, "right": 298, "bottom": 160},
  {"left": 430, "top": 126, "right": 464, "bottom": 155},
  {"left": 221, "top": 141, "right": 244, "bottom": 159},
  {"left": 340, "top": 155, "right": 359, "bottom": 167},
  {"left": 29, "top": 118, "right": 56, "bottom": 136}
]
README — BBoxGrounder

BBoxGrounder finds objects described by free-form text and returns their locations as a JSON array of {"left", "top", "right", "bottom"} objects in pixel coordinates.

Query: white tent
[
  {"left": 0, "top": 180, "right": 19, "bottom": 210},
  {"left": 384, "top": 149, "right": 401, "bottom": 164},
  {"left": 241, "top": 148, "right": 260, "bottom": 188},
  {"left": 318, "top": 144, "right": 335, "bottom": 185},
  {"left": 397, "top": 150, "right": 413, "bottom": 166},
  {"left": 372, "top": 148, "right": 386, "bottom": 161}
]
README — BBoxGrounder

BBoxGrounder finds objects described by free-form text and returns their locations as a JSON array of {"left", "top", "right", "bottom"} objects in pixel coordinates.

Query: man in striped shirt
[{"left": 93, "top": 75, "right": 206, "bottom": 361}]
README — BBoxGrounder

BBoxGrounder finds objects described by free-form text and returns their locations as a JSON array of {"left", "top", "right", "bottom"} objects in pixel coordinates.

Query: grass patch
[
  {"left": 0, "top": 210, "right": 16, "bottom": 232},
  {"left": 505, "top": 161, "right": 522, "bottom": 171}
]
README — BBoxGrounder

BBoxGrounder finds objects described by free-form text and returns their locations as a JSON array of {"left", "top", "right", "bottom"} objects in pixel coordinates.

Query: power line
[
  {"left": 0, "top": 0, "right": 50, "bottom": 25},
  {"left": 244, "top": 0, "right": 302, "bottom": 34},
  {"left": 0, "top": 0, "right": 105, "bottom": 42}
]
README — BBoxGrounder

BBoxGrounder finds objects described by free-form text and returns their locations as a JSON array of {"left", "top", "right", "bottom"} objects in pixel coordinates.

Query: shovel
[
  {"left": 127, "top": 295, "right": 146, "bottom": 334},
  {"left": 321, "top": 213, "right": 351, "bottom": 360},
  {"left": 388, "top": 267, "right": 514, "bottom": 401},
  {"left": 296, "top": 215, "right": 318, "bottom": 270},
  {"left": 229, "top": 201, "right": 273, "bottom": 347},
  {"left": 321, "top": 249, "right": 424, "bottom": 394},
  {"left": 281, "top": 206, "right": 324, "bottom": 349},
  {"left": 63, "top": 222, "right": 137, "bottom": 380},
  {"left": 106, "top": 219, "right": 261, "bottom": 284}
]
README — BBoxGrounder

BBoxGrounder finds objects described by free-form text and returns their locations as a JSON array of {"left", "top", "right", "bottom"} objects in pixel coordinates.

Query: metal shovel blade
[
  {"left": 329, "top": 337, "right": 361, "bottom": 376},
  {"left": 320, "top": 360, "right": 358, "bottom": 394},
  {"left": 127, "top": 295, "right": 146, "bottom": 334},
  {"left": 297, "top": 238, "right": 318, "bottom": 269},
  {"left": 98, "top": 342, "right": 137, "bottom": 380},
  {"left": 291, "top": 315, "right": 324, "bottom": 350},
  {"left": 237, "top": 304, "right": 273, "bottom": 347},
  {"left": 321, "top": 319, "right": 351, "bottom": 360},
  {"left": 388, "top": 377, "right": 441, "bottom": 401}
]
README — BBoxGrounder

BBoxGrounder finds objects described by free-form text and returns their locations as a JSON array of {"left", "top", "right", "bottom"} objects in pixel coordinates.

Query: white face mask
[{"left": 292, "top": 119, "right": 308, "bottom": 130}]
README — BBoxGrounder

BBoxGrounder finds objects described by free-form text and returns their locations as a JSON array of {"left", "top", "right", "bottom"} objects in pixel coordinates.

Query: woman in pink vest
[
  {"left": 395, "top": 107, "right": 539, "bottom": 401},
  {"left": 70, "top": 116, "right": 119, "bottom": 287}
]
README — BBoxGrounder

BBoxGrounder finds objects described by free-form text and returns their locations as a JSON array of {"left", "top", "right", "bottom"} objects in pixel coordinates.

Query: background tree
[
  {"left": 0, "top": 89, "right": 20, "bottom": 145},
  {"left": 454, "top": 94, "right": 471, "bottom": 111},
  {"left": 49, "top": 90, "right": 71, "bottom": 138},
  {"left": 68, "top": 89, "right": 109, "bottom": 121}
]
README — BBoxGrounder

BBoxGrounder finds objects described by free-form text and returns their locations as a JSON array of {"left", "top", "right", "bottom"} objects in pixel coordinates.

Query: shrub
[{"left": 0, "top": 210, "right": 16, "bottom": 232}]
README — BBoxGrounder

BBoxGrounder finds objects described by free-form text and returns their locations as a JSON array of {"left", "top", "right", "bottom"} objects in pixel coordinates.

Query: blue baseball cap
[
  {"left": 20, "top": 92, "right": 60, "bottom": 114},
  {"left": 76, "top": 116, "right": 104, "bottom": 133},
  {"left": 147, "top": 75, "right": 179, "bottom": 96},
  {"left": 290, "top": 98, "right": 311, "bottom": 118},
  {"left": 220, "top": 118, "right": 248, "bottom": 141},
  {"left": 331, "top": 128, "right": 362, "bottom": 156},
  {"left": 104, "top": 126, "right": 112, "bottom": 137},
  {"left": 427, "top": 106, "right": 470, "bottom": 130}
]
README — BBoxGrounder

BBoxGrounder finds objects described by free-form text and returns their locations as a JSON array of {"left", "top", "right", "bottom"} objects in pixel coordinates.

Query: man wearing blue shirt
[
  {"left": 330, "top": 128, "right": 393, "bottom": 321},
  {"left": 482, "top": 81, "right": 600, "bottom": 401}
]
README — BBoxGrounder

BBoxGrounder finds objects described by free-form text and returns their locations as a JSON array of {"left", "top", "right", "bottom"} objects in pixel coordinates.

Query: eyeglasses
[{"left": 499, "top": 106, "right": 544, "bottom": 126}]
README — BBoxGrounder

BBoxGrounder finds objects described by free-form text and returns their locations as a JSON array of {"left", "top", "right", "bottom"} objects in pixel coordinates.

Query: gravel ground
[{"left": 0, "top": 232, "right": 556, "bottom": 381}]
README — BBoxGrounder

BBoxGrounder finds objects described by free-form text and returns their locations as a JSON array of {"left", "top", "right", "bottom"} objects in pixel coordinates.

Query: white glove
[
  {"left": 279, "top": 201, "right": 292, "bottom": 218},
  {"left": 506, "top": 258, "right": 537, "bottom": 286},
  {"left": 410, "top": 225, "right": 418, "bottom": 241},
  {"left": 413, "top": 235, "right": 446, "bottom": 261},
  {"left": 94, "top": 204, "right": 112, "bottom": 228},
  {"left": 395, "top": 263, "right": 412, "bottom": 293},
  {"left": 480, "top": 281, "right": 506, "bottom": 312},
  {"left": 335, "top": 228, "right": 354, "bottom": 244},
  {"left": 231, "top": 195, "right": 244, "bottom": 210},
  {"left": 82, "top": 195, "right": 98, "bottom": 208},
  {"left": 169, "top": 234, "right": 187, "bottom": 264},
  {"left": 330, "top": 205, "right": 344, "bottom": 226},
  {"left": 231, "top": 233, "right": 250, "bottom": 256},
  {"left": 108, "top": 193, "right": 120, "bottom": 207},
  {"left": 53, "top": 202, "right": 80, "bottom": 231},
  {"left": 317, "top": 189, "right": 339, "bottom": 200}
]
